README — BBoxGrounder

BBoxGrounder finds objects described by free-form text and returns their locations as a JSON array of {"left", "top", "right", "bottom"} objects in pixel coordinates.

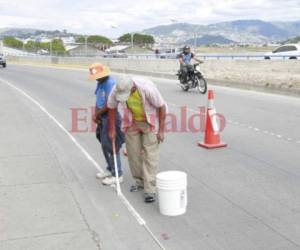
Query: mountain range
[
  {"left": 0, "top": 28, "right": 75, "bottom": 39},
  {"left": 142, "top": 19, "right": 300, "bottom": 45},
  {"left": 1, "top": 19, "right": 300, "bottom": 45}
]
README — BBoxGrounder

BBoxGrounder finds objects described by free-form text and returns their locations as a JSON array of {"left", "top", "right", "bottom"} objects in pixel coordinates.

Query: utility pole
[
  {"left": 22, "top": 42, "right": 25, "bottom": 54},
  {"left": 85, "top": 35, "right": 88, "bottom": 56},
  {"left": 50, "top": 40, "right": 52, "bottom": 56},
  {"left": 131, "top": 33, "right": 134, "bottom": 48}
]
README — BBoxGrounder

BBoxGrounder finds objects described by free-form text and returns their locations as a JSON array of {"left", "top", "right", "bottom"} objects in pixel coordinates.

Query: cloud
[{"left": 0, "top": 0, "right": 299, "bottom": 36}]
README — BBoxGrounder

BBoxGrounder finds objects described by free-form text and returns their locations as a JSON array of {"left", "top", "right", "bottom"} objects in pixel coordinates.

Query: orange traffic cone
[{"left": 198, "top": 90, "right": 227, "bottom": 149}]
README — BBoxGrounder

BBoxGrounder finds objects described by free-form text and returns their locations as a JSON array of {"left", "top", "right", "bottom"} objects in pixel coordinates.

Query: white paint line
[
  {"left": 167, "top": 100, "right": 297, "bottom": 147},
  {"left": 0, "top": 77, "right": 165, "bottom": 250}
]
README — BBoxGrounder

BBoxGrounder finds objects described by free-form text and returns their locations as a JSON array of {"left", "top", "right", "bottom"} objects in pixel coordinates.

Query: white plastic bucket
[{"left": 156, "top": 171, "right": 187, "bottom": 216}]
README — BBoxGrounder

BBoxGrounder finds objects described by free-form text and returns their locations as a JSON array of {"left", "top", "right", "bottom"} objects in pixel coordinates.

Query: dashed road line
[{"left": 178, "top": 105, "right": 299, "bottom": 145}]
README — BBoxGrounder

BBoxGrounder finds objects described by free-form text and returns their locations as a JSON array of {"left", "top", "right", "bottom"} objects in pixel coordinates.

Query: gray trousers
[{"left": 125, "top": 122, "right": 159, "bottom": 194}]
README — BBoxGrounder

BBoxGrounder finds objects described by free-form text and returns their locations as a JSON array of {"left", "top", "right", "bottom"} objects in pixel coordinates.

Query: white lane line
[
  {"left": 0, "top": 78, "right": 165, "bottom": 250},
  {"left": 173, "top": 106, "right": 297, "bottom": 145}
]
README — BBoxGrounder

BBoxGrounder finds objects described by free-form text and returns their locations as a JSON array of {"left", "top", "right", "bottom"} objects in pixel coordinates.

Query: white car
[{"left": 264, "top": 44, "right": 300, "bottom": 60}]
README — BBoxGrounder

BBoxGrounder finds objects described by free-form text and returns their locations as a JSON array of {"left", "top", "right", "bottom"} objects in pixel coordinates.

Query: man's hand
[
  {"left": 93, "top": 114, "right": 101, "bottom": 124},
  {"left": 109, "top": 129, "right": 116, "bottom": 142},
  {"left": 157, "top": 105, "right": 166, "bottom": 144},
  {"left": 108, "top": 108, "right": 117, "bottom": 142},
  {"left": 157, "top": 129, "right": 165, "bottom": 144}
]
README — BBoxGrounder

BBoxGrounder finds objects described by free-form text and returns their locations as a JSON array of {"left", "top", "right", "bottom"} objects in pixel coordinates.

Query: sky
[{"left": 0, "top": 0, "right": 299, "bottom": 37}]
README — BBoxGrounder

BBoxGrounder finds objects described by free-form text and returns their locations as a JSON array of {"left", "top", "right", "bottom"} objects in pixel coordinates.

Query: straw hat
[{"left": 88, "top": 63, "right": 111, "bottom": 80}]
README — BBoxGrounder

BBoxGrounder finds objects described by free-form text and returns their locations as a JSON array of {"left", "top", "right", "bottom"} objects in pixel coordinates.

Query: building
[
  {"left": 61, "top": 37, "right": 76, "bottom": 45},
  {"left": 66, "top": 44, "right": 103, "bottom": 57},
  {"left": 106, "top": 45, "right": 153, "bottom": 54}
]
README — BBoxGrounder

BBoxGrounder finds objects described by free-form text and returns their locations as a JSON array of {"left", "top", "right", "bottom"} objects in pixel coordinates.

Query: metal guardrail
[
  {"left": 5, "top": 53, "right": 300, "bottom": 60},
  {"left": 126, "top": 53, "right": 300, "bottom": 60}
]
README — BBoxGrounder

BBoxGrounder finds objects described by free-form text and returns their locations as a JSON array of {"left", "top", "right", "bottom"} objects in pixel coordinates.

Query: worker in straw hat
[
  {"left": 107, "top": 75, "right": 167, "bottom": 203},
  {"left": 89, "top": 63, "right": 124, "bottom": 186}
]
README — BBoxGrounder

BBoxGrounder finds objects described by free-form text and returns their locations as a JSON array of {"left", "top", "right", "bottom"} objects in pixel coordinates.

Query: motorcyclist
[{"left": 179, "top": 46, "right": 203, "bottom": 83}]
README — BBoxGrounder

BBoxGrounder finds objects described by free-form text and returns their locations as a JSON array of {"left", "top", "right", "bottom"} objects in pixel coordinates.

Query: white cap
[{"left": 115, "top": 75, "right": 134, "bottom": 102}]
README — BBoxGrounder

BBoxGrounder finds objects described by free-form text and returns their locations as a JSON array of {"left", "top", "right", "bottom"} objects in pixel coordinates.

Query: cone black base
[{"left": 198, "top": 141, "right": 227, "bottom": 149}]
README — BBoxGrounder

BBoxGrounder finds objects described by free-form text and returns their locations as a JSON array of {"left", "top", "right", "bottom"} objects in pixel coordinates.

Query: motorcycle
[{"left": 177, "top": 63, "right": 207, "bottom": 94}]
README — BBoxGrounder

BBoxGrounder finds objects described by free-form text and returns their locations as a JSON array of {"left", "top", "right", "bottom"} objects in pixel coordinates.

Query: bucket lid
[{"left": 156, "top": 171, "right": 187, "bottom": 182}]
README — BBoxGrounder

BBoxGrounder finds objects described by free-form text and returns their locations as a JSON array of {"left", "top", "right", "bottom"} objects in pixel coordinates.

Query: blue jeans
[
  {"left": 102, "top": 145, "right": 122, "bottom": 177},
  {"left": 96, "top": 114, "right": 124, "bottom": 177}
]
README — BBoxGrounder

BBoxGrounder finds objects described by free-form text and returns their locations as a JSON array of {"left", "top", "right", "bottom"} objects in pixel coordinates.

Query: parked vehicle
[
  {"left": 0, "top": 53, "right": 6, "bottom": 67},
  {"left": 159, "top": 47, "right": 183, "bottom": 59},
  {"left": 177, "top": 63, "right": 207, "bottom": 94},
  {"left": 264, "top": 44, "right": 300, "bottom": 60},
  {"left": 103, "top": 51, "right": 128, "bottom": 58}
]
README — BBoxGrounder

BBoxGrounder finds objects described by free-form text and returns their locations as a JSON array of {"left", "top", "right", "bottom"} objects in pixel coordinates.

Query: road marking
[
  {"left": 183, "top": 106, "right": 298, "bottom": 145},
  {"left": 0, "top": 77, "right": 165, "bottom": 250}
]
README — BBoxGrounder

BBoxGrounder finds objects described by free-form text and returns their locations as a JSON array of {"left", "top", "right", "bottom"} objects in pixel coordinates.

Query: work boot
[{"left": 144, "top": 193, "right": 156, "bottom": 203}]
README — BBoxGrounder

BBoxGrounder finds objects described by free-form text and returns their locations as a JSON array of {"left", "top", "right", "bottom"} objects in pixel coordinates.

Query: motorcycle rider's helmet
[{"left": 183, "top": 45, "right": 191, "bottom": 54}]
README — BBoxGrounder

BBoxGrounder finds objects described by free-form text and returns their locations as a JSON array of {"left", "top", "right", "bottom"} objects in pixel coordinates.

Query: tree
[
  {"left": 75, "top": 35, "right": 112, "bottom": 45},
  {"left": 24, "top": 39, "right": 67, "bottom": 55},
  {"left": 51, "top": 39, "right": 66, "bottom": 54},
  {"left": 24, "top": 40, "right": 38, "bottom": 51},
  {"left": 286, "top": 36, "right": 300, "bottom": 44},
  {"left": 118, "top": 33, "right": 155, "bottom": 45},
  {"left": 3, "top": 36, "right": 23, "bottom": 49}
]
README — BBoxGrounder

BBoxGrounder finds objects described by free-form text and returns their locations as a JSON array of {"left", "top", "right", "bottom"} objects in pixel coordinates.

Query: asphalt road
[{"left": 0, "top": 64, "right": 300, "bottom": 250}]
